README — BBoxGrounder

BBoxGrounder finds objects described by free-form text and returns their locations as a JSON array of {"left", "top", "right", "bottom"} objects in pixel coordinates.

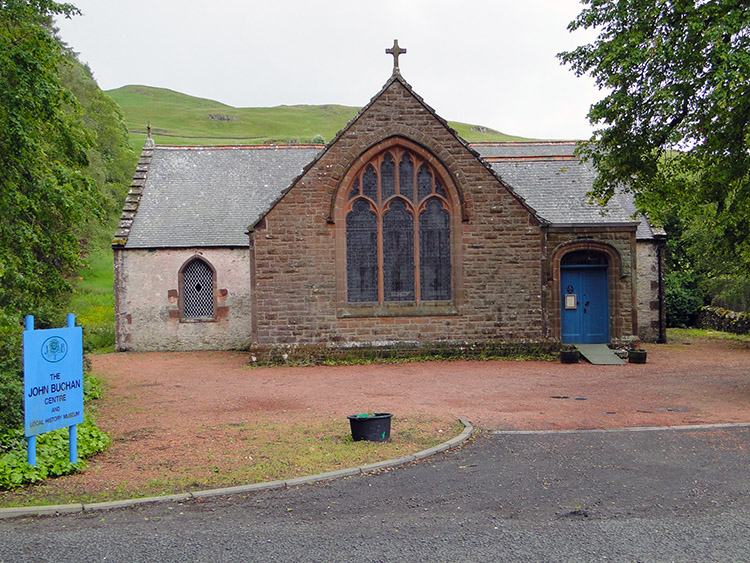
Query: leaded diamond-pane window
[
  {"left": 344, "top": 146, "right": 452, "bottom": 304},
  {"left": 182, "top": 259, "right": 214, "bottom": 319}
]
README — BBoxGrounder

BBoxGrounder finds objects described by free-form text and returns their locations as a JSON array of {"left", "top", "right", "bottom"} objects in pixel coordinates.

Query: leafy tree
[
  {"left": 58, "top": 56, "right": 136, "bottom": 219},
  {"left": 559, "top": 0, "right": 750, "bottom": 277},
  {"left": 0, "top": 0, "right": 102, "bottom": 431}
]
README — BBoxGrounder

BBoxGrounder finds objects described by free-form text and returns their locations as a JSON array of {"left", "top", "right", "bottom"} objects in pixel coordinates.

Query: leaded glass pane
[
  {"left": 183, "top": 259, "right": 214, "bottom": 318},
  {"left": 349, "top": 178, "right": 360, "bottom": 200},
  {"left": 398, "top": 153, "right": 414, "bottom": 203},
  {"left": 419, "top": 198, "right": 451, "bottom": 301},
  {"left": 383, "top": 199, "right": 414, "bottom": 301},
  {"left": 381, "top": 153, "right": 395, "bottom": 201},
  {"left": 435, "top": 177, "right": 447, "bottom": 198},
  {"left": 346, "top": 199, "right": 378, "bottom": 302},
  {"left": 362, "top": 165, "right": 378, "bottom": 201},
  {"left": 417, "top": 164, "right": 432, "bottom": 202}
]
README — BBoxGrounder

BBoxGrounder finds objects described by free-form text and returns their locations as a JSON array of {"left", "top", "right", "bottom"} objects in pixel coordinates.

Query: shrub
[
  {"left": 0, "top": 416, "right": 110, "bottom": 489},
  {"left": 0, "top": 312, "right": 25, "bottom": 435},
  {"left": 706, "top": 276, "right": 750, "bottom": 313},
  {"left": 665, "top": 271, "right": 707, "bottom": 327}
]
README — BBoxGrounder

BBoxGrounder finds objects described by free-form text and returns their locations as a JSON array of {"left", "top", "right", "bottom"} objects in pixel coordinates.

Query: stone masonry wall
[
  {"left": 251, "top": 78, "right": 547, "bottom": 347},
  {"left": 545, "top": 227, "right": 638, "bottom": 344},
  {"left": 636, "top": 240, "right": 665, "bottom": 342},
  {"left": 114, "top": 247, "right": 252, "bottom": 351}
]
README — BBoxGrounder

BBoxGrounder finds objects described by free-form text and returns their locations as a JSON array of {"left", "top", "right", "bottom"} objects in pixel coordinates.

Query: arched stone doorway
[{"left": 560, "top": 250, "right": 609, "bottom": 343}]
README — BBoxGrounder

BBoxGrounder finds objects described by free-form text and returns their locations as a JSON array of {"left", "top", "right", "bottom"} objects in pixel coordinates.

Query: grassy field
[{"left": 108, "top": 85, "right": 539, "bottom": 151}]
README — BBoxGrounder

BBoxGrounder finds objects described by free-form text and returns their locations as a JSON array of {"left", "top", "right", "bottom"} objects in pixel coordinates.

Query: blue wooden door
[{"left": 561, "top": 266, "right": 609, "bottom": 343}]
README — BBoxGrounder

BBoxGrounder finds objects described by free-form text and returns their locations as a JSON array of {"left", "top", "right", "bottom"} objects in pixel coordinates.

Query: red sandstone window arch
[{"left": 343, "top": 146, "right": 453, "bottom": 304}]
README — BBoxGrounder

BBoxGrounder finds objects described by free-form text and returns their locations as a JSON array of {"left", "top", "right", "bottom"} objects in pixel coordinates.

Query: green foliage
[
  {"left": 0, "top": 311, "right": 24, "bottom": 432},
  {"left": 668, "top": 326, "right": 750, "bottom": 346},
  {"left": 250, "top": 341, "right": 558, "bottom": 367},
  {"left": 0, "top": 2, "right": 134, "bottom": 432},
  {"left": 58, "top": 57, "right": 136, "bottom": 218},
  {"left": 560, "top": 0, "right": 750, "bottom": 276},
  {"left": 706, "top": 276, "right": 750, "bottom": 312},
  {"left": 0, "top": 370, "right": 109, "bottom": 490},
  {"left": 56, "top": 53, "right": 134, "bottom": 355},
  {"left": 0, "top": 1, "right": 102, "bottom": 313},
  {"left": 0, "top": 414, "right": 110, "bottom": 490},
  {"left": 68, "top": 231, "right": 116, "bottom": 353},
  {"left": 0, "top": 0, "right": 100, "bottom": 434},
  {"left": 665, "top": 270, "right": 707, "bottom": 328}
]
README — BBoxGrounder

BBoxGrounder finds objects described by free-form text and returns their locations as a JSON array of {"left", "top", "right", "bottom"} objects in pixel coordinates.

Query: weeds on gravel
[
  {"left": 0, "top": 417, "right": 462, "bottom": 506},
  {"left": 668, "top": 327, "right": 750, "bottom": 346},
  {"left": 249, "top": 341, "right": 559, "bottom": 367}
]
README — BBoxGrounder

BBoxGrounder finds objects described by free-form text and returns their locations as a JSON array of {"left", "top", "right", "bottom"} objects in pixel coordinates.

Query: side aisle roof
[
  {"left": 115, "top": 141, "right": 656, "bottom": 249},
  {"left": 117, "top": 145, "right": 321, "bottom": 249}
]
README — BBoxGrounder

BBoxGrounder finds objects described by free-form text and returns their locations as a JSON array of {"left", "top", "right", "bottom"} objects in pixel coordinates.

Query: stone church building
[{"left": 113, "top": 46, "right": 666, "bottom": 352}]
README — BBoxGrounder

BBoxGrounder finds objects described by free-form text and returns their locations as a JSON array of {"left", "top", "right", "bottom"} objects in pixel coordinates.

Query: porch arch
[{"left": 551, "top": 242, "right": 624, "bottom": 342}]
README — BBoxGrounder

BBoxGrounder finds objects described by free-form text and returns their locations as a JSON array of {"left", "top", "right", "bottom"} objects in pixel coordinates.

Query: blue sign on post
[{"left": 23, "top": 314, "right": 84, "bottom": 466}]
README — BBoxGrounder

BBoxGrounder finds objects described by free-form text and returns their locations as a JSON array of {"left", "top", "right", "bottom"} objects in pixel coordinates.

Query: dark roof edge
[
  {"left": 112, "top": 140, "right": 155, "bottom": 248},
  {"left": 118, "top": 244, "right": 250, "bottom": 250},
  {"left": 470, "top": 140, "right": 582, "bottom": 147},
  {"left": 151, "top": 144, "right": 325, "bottom": 151},
  {"left": 547, "top": 221, "right": 640, "bottom": 229},
  {"left": 482, "top": 155, "right": 580, "bottom": 162}
]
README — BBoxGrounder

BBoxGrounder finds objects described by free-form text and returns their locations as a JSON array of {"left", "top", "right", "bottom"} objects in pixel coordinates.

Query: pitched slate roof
[
  {"left": 116, "top": 140, "right": 657, "bottom": 249},
  {"left": 118, "top": 145, "right": 321, "bottom": 248},
  {"left": 475, "top": 142, "right": 656, "bottom": 239},
  {"left": 472, "top": 141, "right": 579, "bottom": 159}
]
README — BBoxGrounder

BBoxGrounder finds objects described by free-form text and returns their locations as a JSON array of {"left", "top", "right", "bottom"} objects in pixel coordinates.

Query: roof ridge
[
  {"left": 483, "top": 155, "right": 581, "bottom": 162},
  {"left": 469, "top": 141, "right": 581, "bottom": 147},
  {"left": 153, "top": 144, "right": 325, "bottom": 151}
]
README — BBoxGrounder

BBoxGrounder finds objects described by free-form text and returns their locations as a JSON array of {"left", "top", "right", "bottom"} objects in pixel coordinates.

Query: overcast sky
[{"left": 55, "top": 0, "right": 603, "bottom": 140}]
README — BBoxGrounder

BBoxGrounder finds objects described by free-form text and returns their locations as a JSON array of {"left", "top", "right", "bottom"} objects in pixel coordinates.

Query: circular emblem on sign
[
  {"left": 567, "top": 285, "right": 575, "bottom": 294},
  {"left": 41, "top": 336, "right": 68, "bottom": 363}
]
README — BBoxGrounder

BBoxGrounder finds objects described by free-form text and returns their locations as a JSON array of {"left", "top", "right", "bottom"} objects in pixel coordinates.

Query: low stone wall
[{"left": 698, "top": 306, "right": 750, "bottom": 335}]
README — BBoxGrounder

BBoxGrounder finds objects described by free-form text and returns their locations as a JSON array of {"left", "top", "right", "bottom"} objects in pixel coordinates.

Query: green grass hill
[{"left": 107, "top": 85, "right": 538, "bottom": 151}]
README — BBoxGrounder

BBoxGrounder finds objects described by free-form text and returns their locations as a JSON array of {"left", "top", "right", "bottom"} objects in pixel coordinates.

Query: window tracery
[{"left": 345, "top": 147, "right": 452, "bottom": 304}]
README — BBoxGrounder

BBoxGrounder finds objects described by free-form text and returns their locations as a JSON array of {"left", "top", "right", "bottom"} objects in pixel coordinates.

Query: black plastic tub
[{"left": 347, "top": 412, "right": 392, "bottom": 442}]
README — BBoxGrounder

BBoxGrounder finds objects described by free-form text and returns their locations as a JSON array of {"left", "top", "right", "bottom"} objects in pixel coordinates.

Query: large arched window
[
  {"left": 180, "top": 257, "right": 215, "bottom": 320},
  {"left": 345, "top": 147, "right": 452, "bottom": 304}
]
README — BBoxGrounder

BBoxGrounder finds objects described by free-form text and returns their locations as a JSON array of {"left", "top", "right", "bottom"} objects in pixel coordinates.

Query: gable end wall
[{"left": 251, "top": 80, "right": 546, "bottom": 346}]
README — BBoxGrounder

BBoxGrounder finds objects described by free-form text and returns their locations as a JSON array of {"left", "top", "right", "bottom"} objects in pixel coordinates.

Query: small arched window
[
  {"left": 345, "top": 147, "right": 452, "bottom": 304},
  {"left": 180, "top": 257, "right": 215, "bottom": 320}
]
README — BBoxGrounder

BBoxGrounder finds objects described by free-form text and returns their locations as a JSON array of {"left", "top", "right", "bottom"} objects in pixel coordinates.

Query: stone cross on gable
[{"left": 386, "top": 39, "right": 406, "bottom": 74}]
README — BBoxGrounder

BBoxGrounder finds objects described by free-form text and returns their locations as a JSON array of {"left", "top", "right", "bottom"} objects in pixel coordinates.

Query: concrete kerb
[
  {"left": 0, "top": 418, "right": 474, "bottom": 519},
  {"left": 491, "top": 422, "right": 750, "bottom": 436}
]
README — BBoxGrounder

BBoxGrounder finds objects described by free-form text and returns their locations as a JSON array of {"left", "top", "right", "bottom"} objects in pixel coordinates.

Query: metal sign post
[{"left": 23, "top": 314, "right": 84, "bottom": 466}]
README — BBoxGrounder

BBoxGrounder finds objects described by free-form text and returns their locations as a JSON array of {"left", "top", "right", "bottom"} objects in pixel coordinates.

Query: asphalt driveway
[{"left": 1, "top": 424, "right": 748, "bottom": 561}]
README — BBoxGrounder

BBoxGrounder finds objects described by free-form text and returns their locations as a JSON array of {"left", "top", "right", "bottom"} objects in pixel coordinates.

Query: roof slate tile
[{"left": 121, "top": 142, "right": 656, "bottom": 249}]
